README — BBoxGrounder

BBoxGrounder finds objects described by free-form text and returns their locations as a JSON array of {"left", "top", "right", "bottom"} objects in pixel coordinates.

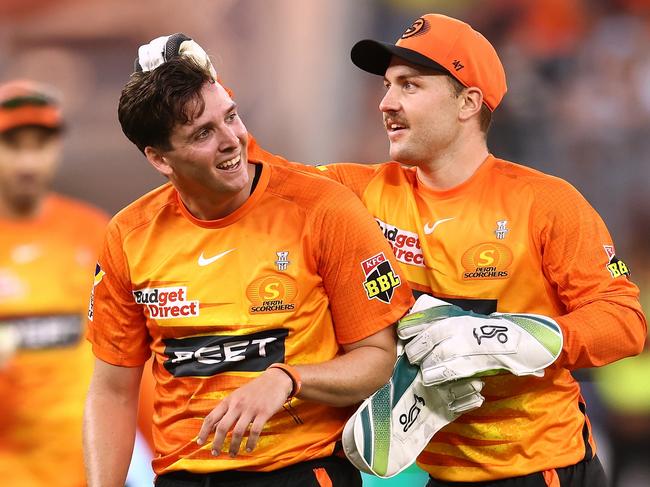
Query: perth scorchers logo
[
  {"left": 246, "top": 274, "right": 297, "bottom": 314},
  {"left": 461, "top": 243, "right": 513, "bottom": 280},
  {"left": 133, "top": 286, "right": 199, "bottom": 320},
  {"left": 401, "top": 17, "right": 429, "bottom": 39}
]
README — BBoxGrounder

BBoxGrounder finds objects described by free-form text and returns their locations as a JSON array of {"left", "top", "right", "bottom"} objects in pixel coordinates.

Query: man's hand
[
  {"left": 196, "top": 367, "right": 293, "bottom": 457},
  {"left": 397, "top": 295, "right": 563, "bottom": 385},
  {"left": 134, "top": 33, "right": 217, "bottom": 79}
]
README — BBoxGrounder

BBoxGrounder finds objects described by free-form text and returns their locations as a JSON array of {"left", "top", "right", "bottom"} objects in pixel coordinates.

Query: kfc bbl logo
[{"left": 361, "top": 252, "right": 401, "bottom": 304}]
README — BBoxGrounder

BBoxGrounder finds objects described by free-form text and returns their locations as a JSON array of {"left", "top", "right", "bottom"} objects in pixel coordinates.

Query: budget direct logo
[
  {"left": 461, "top": 243, "right": 513, "bottom": 280},
  {"left": 246, "top": 274, "right": 297, "bottom": 314},
  {"left": 133, "top": 286, "right": 199, "bottom": 320},
  {"left": 376, "top": 218, "right": 425, "bottom": 267},
  {"left": 362, "top": 252, "right": 401, "bottom": 303}
]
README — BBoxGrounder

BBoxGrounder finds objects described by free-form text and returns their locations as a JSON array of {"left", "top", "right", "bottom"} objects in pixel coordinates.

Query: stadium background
[{"left": 1, "top": 0, "right": 648, "bottom": 485}]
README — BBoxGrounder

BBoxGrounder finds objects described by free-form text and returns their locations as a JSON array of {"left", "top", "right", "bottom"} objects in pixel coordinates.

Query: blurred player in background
[
  {"left": 0, "top": 80, "right": 109, "bottom": 486},
  {"left": 83, "top": 54, "right": 413, "bottom": 487}
]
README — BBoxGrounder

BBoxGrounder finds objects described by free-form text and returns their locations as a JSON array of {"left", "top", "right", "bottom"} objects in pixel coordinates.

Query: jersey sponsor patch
[
  {"left": 461, "top": 243, "right": 513, "bottom": 280},
  {"left": 603, "top": 245, "right": 630, "bottom": 279},
  {"left": 361, "top": 252, "right": 401, "bottom": 304},
  {"left": 246, "top": 274, "right": 297, "bottom": 313},
  {"left": 162, "top": 329, "right": 289, "bottom": 377},
  {"left": 376, "top": 218, "right": 425, "bottom": 267},
  {"left": 133, "top": 286, "right": 199, "bottom": 320},
  {"left": 88, "top": 262, "right": 105, "bottom": 321},
  {"left": 0, "top": 314, "right": 83, "bottom": 349}
]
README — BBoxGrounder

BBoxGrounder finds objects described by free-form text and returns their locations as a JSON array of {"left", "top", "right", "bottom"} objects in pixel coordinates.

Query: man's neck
[
  {"left": 415, "top": 136, "right": 489, "bottom": 191},
  {"left": 178, "top": 163, "right": 257, "bottom": 221},
  {"left": 0, "top": 194, "right": 43, "bottom": 220}
]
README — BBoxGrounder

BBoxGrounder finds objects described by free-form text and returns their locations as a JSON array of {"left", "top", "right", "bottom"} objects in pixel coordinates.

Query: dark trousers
[
  {"left": 426, "top": 456, "right": 607, "bottom": 487},
  {"left": 155, "top": 455, "right": 361, "bottom": 487}
]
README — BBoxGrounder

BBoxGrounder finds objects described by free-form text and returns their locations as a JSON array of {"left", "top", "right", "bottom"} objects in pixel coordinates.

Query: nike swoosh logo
[
  {"left": 198, "top": 249, "right": 236, "bottom": 267},
  {"left": 424, "top": 217, "right": 455, "bottom": 235}
]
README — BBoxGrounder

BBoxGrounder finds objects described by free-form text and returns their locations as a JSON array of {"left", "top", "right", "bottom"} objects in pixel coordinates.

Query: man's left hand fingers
[{"left": 228, "top": 413, "right": 255, "bottom": 457}]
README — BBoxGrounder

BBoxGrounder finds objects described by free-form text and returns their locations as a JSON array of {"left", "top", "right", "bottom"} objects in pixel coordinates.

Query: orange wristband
[{"left": 268, "top": 363, "right": 302, "bottom": 399}]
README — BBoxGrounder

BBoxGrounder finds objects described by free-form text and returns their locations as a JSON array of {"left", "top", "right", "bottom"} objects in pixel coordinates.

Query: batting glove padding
[
  {"left": 342, "top": 353, "right": 484, "bottom": 478},
  {"left": 134, "top": 33, "right": 217, "bottom": 79},
  {"left": 397, "top": 295, "right": 563, "bottom": 386}
]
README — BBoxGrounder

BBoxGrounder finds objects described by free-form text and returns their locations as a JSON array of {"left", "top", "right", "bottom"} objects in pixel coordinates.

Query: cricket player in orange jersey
[
  {"left": 149, "top": 14, "right": 646, "bottom": 486},
  {"left": 257, "top": 14, "right": 646, "bottom": 486},
  {"left": 0, "top": 80, "right": 109, "bottom": 486},
  {"left": 82, "top": 49, "right": 414, "bottom": 487}
]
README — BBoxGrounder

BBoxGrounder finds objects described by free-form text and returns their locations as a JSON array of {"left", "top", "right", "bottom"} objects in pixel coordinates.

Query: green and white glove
[
  {"left": 342, "top": 352, "right": 484, "bottom": 478},
  {"left": 134, "top": 33, "right": 217, "bottom": 79},
  {"left": 397, "top": 295, "right": 563, "bottom": 386}
]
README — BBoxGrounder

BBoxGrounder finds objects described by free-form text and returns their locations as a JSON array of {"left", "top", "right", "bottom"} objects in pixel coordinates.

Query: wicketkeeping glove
[
  {"left": 397, "top": 295, "right": 563, "bottom": 386},
  {"left": 342, "top": 353, "right": 484, "bottom": 478},
  {"left": 134, "top": 33, "right": 217, "bottom": 79}
]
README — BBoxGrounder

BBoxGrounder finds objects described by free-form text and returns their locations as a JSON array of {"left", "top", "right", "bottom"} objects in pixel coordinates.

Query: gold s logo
[
  {"left": 477, "top": 250, "right": 495, "bottom": 267},
  {"left": 263, "top": 282, "right": 281, "bottom": 300}
]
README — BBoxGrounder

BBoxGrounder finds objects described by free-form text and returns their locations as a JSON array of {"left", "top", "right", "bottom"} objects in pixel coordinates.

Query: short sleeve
[
  {"left": 314, "top": 185, "right": 414, "bottom": 344},
  {"left": 86, "top": 220, "right": 151, "bottom": 366}
]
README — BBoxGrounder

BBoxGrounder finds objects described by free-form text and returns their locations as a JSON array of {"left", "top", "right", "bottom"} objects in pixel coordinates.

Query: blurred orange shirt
[
  {"left": 0, "top": 194, "right": 108, "bottom": 487},
  {"left": 87, "top": 160, "right": 413, "bottom": 475},
  {"left": 258, "top": 146, "right": 646, "bottom": 482}
]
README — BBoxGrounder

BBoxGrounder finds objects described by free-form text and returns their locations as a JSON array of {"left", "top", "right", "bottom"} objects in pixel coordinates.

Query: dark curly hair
[{"left": 118, "top": 56, "right": 213, "bottom": 153}]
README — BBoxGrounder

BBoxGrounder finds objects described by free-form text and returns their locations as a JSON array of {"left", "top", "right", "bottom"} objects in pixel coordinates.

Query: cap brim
[{"left": 351, "top": 40, "right": 448, "bottom": 76}]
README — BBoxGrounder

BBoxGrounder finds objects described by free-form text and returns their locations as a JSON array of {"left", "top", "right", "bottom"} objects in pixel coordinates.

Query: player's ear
[
  {"left": 144, "top": 146, "right": 173, "bottom": 177},
  {"left": 458, "top": 87, "right": 483, "bottom": 122}
]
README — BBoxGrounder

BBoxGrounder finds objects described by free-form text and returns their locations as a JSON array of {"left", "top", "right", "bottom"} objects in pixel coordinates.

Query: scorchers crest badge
[{"left": 361, "top": 252, "right": 401, "bottom": 304}]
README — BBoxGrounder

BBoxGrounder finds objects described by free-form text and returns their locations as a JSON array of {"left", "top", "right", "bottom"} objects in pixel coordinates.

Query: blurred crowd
[{"left": 1, "top": 0, "right": 648, "bottom": 486}]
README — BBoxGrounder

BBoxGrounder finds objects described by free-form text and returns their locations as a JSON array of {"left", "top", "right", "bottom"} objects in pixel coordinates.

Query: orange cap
[
  {"left": 351, "top": 14, "right": 507, "bottom": 111},
  {"left": 0, "top": 80, "right": 63, "bottom": 133}
]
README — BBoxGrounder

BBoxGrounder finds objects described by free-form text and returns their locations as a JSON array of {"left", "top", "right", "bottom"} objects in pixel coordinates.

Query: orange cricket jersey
[
  {"left": 0, "top": 194, "right": 108, "bottom": 487},
  {"left": 87, "top": 159, "right": 413, "bottom": 476},
  {"left": 257, "top": 147, "right": 646, "bottom": 482}
]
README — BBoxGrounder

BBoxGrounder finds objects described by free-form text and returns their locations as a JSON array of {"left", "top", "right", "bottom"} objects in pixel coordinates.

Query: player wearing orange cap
[
  {"left": 257, "top": 14, "right": 645, "bottom": 486},
  {"left": 82, "top": 54, "right": 414, "bottom": 487},
  {"left": 133, "top": 18, "right": 646, "bottom": 485},
  {"left": 0, "top": 80, "right": 109, "bottom": 486}
]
